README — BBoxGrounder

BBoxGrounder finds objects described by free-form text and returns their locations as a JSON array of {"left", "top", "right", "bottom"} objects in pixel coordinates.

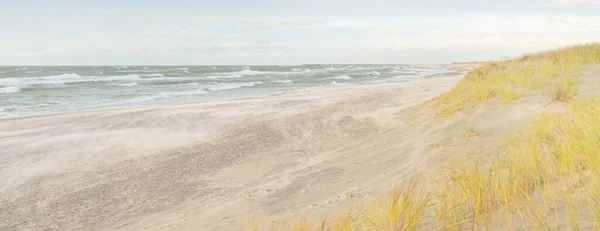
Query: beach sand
[{"left": 0, "top": 68, "right": 527, "bottom": 230}]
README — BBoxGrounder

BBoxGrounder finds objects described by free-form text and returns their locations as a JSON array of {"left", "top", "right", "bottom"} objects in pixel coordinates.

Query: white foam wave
[
  {"left": 332, "top": 75, "right": 352, "bottom": 80},
  {"left": 369, "top": 71, "right": 381, "bottom": 76},
  {"left": 283, "top": 69, "right": 312, "bottom": 74},
  {"left": 174, "top": 67, "right": 190, "bottom": 73},
  {"left": 103, "top": 75, "right": 142, "bottom": 81},
  {"left": 108, "top": 82, "right": 138, "bottom": 87},
  {"left": 139, "top": 76, "right": 199, "bottom": 82},
  {"left": 236, "top": 69, "right": 264, "bottom": 76},
  {"left": 330, "top": 80, "right": 351, "bottom": 86},
  {"left": 0, "top": 74, "right": 143, "bottom": 87},
  {"left": 156, "top": 90, "right": 208, "bottom": 98},
  {"left": 391, "top": 69, "right": 418, "bottom": 75},
  {"left": 180, "top": 82, "right": 199, "bottom": 86},
  {"left": 272, "top": 79, "right": 294, "bottom": 84},
  {"left": 206, "top": 81, "right": 261, "bottom": 92},
  {"left": 24, "top": 69, "right": 43, "bottom": 74},
  {"left": 205, "top": 68, "right": 269, "bottom": 79},
  {"left": 207, "top": 68, "right": 311, "bottom": 79},
  {"left": 205, "top": 74, "right": 243, "bottom": 80},
  {"left": 117, "top": 69, "right": 163, "bottom": 73},
  {"left": 325, "top": 67, "right": 345, "bottom": 71},
  {"left": 140, "top": 73, "right": 164, "bottom": 77},
  {"left": 0, "top": 86, "right": 21, "bottom": 94}
]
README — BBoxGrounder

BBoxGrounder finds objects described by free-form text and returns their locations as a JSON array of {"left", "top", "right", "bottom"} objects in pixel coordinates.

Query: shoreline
[{"left": 0, "top": 66, "right": 472, "bottom": 121}]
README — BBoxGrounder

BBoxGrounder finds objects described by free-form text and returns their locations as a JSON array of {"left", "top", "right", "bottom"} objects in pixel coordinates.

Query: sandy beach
[
  {"left": 0, "top": 69, "right": 472, "bottom": 230},
  {"left": 3, "top": 1, "right": 599, "bottom": 228},
  {"left": 5, "top": 60, "right": 597, "bottom": 230}
]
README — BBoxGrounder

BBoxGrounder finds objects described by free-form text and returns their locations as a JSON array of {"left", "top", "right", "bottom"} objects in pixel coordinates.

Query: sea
[{"left": 0, "top": 65, "right": 468, "bottom": 118}]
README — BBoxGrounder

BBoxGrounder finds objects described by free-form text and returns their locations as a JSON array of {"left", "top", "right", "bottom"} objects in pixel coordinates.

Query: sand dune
[{"left": 0, "top": 69, "right": 506, "bottom": 230}]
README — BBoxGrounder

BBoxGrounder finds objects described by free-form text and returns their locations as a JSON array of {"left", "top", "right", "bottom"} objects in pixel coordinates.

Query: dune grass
[
  {"left": 434, "top": 97, "right": 600, "bottom": 229},
  {"left": 432, "top": 43, "right": 600, "bottom": 116},
  {"left": 242, "top": 43, "right": 600, "bottom": 230}
]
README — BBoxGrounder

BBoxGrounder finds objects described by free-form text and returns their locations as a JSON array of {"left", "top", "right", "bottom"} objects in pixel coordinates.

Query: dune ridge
[{"left": 254, "top": 43, "right": 600, "bottom": 230}]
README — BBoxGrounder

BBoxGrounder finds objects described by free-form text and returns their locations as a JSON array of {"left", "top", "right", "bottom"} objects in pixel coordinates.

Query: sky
[{"left": 1, "top": 0, "right": 600, "bottom": 65}]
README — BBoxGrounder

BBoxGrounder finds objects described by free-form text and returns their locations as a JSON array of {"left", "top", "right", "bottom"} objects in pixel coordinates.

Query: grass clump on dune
[
  {"left": 243, "top": 179, "right": 434, "bottom": 231},
  {"left": 242, "top": 43, "right": 600, "bottom": 230},
  {"left": 445, "top": 97, "right": 600, "bottom": 229},
  {"left": 432, "top": 43, "right": 600, "bottom": 116}
]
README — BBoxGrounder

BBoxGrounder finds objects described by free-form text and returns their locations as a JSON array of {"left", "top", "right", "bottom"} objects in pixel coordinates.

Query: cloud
[
  {"left": 238, "top": 17, "right": 328, "bottom": 28},
  {"left": 193, "top": 16, "right": 329, "bottom": 28},
  {"left": 545, "top": 0, "right": 600, "bottom": 6},
  {"left": 178, "top": 30, "right": 213, "bottom": 36},
  {"left": 2, "top": 12, "right": 600, "bottom": 65}
]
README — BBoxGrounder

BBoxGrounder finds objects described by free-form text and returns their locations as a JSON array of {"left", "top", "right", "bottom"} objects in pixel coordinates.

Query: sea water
[{"left": 0, "top": 65, "right": 468, "bottom": 118}]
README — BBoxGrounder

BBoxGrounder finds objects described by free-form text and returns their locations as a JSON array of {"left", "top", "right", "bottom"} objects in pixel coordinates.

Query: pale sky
[{"left": 1, "top": 0, "right": 600, "bottom": 65}]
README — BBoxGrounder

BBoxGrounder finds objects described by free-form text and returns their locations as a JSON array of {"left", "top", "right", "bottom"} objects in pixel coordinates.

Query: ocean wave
[
  {"left": 324, "top": 67, "right": 346, "bottom": 71},
  {"left": 283, "top": 69, "right": 312, "bottom": 74},
  {"left": 205, "top": 74, "right": 243, "bottom": 80},
  {"left": 0, "top": 74, "right": 193, "bottom": 89},
  {"left": 180, "top": 82, "right": 200, "bottom": 86},
  {"left": 226, "top": 69, "right": 269, "bottom": 76},
  {"left": 156, "top": 90, "right": 208, "bottom": 98},
  {"left": 117, "top": 69, "right": 164, "bottom": 73},
  {"left": 139, "top": 77, "right": 201, "bottom": 84},
  {"left": 205, "top": 69, "right": 268, "bottom": 79},
  {"left": 271, "top": 79, "right": 294, "bottom": 84},
  {"left": 234, "top": 69, "right": 264, "bottom": 76},
  {"left": 330, "top": 80, "right": 352, "bottom": 86},
  {"left": 0, "top": 86, "right": 21, "bottom": 94},
  {"left": 206, "top": 68, "right": 311, "bottom": 79},
  {"left": 205, "top": 81, "right": 262, "bottom": 92},
  {"left": 108, "top": 82, "right": 138, "bottom": 87},
  {"left": 368, "top": 71, "right": 381, "bottom": 76},
  {"left": 332, "top": 75, "right": 352, "bottom": 80},
  {"left": 0, "top": 107, "right": 19, "bottom": 112},
  {"left": 140, "top": 73, "right": 164, "bottom": 77},
  {"left": 0, "top": 74, "right": 143, "bottom": 87},
  {"left": 102, "top": 75, "right": 143, "bottom": 81},
  {"left": 173, "top": 67, "right": 190, "bottom": 74},
  {"left": 391, "top": 69, "right": 419, "bottom": 75},
  {"left": 24, "top": 69, "right": 43, "bottom": 74}
]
